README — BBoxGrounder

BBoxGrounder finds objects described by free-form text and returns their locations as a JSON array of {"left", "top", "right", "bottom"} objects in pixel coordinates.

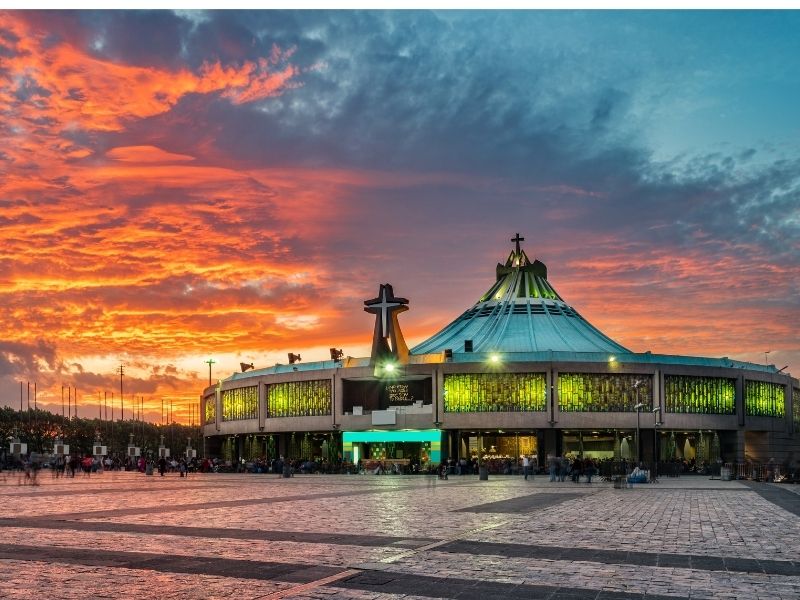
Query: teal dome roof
[{"left": 411, "top": 237, "right": 630, "bottom": 355}]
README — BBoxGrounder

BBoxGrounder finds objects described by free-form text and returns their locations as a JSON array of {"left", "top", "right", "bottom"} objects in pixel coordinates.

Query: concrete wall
[{"left": 202, "top": 359, "right": 799, "bottom": 461}]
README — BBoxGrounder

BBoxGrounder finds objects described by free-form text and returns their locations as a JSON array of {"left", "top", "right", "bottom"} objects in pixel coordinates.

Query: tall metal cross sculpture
[{"left": 364, "top": 283, "right": 410, "bottom": 367}]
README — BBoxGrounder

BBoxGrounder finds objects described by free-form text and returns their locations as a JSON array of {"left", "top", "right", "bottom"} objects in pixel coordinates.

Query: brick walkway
[{"left": 0, "top": 471, "right": 797, "bottom": 599}]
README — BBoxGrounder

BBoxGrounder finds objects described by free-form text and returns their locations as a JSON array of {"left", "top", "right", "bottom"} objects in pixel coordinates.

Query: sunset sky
[{"left": 1, "top": 10, "right": 798, "bottom": 423}]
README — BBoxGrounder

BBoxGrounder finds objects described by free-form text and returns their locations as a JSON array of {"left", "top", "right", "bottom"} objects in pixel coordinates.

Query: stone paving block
[{"left": 0, "top": 474, "right": 798, "bottom": 599}]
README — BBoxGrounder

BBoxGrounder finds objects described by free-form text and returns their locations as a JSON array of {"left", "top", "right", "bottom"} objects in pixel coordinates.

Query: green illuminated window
[
  {"left": 794, "top": 388, "right": 800, "bottom": 429},
  {"left": 558, "top": 373, "right": 651, "bottom": 412},
  {"left": 443, "top": 373, "right": 546, "bottom": 413},
  {"left": 746, "top": 380, "right": 785, "bottom": 417},
  {"left": 664, "top": 375, "right": 735, "bottom": 414},
  {"left": 222, "top": 386, "right": 258, "bottom": 421},
  {"left": 204, "top": 395, "right": 216, "bottom": 424},
  {"left": 268, "top": 380, "right": 331, "bottom": 418}
]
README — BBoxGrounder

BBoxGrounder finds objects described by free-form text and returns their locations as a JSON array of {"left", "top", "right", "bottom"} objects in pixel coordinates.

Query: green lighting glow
[
  {"left": 384, "top": 363, "right": 395, "bottom": 372},
  {"left": 268, "top": 379, "right": 331, "bottom": 418},
  {"left": 490, "top": 354, "right": 500, "bottom": 363},
  {"left": 443, "top": 372, "right": 546, "bottom": 413},
  {"left": 558, "top": 373, "right": 651, "bottom": 412},
  {"left": 343, "top": 429, "right": 441, "bottom": 443},
  {"left": 745, "top": 380, "right": 785, "bottom": 417},
  {"left": 222, "top": 386, "right": 258, "bottom": 421},
  {"left": 793, "top": 388, "right": 800, "bottom": 429},
  {"left": 665, "top": 375, "right": 735, "bottom": 414},
  {"left": 204, "top": 395, "right": 216, "bottom": 424}
]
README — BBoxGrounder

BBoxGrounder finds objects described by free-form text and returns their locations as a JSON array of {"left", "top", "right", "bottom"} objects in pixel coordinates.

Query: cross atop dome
[
  {"left": 505, "top": 232, "right": 532, "bottom": 268},
  {"left": 511, "top": 233, "right": 525, "bottom": 255}
]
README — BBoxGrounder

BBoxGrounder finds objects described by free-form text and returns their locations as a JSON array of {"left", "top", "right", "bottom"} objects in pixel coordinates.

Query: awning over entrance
[{"left": 343, "top": 429, "right": 442, "bottom": 443}]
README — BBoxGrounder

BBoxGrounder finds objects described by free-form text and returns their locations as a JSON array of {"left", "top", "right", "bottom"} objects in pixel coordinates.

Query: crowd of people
[
  {"left": 4, "top": 451, "right": 798, "bottom": 485},
  {"left": 546, "top": 454, "right": 600, "bottom": 483}
]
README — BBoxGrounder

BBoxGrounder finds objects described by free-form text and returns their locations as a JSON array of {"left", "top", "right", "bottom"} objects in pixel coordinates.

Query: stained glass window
[
  {"left": 558, "top": 373, "right": 651, "bottom": 412},
  {"left": 204, "top": 395, "right": 216, "bottom": 424},
  {"left": 443, "top": 373, "right": 546, "bottom": 413},
  {"left": 745, "top": 380, "right": 785, "bottom": 417},
  {"left": 267, "top": 380, "right": 331, "bottom": 418},
  {"left": 222, "top": 386, "right": 258, "bottom": 421},
  {"left": 664, "top": 375, "right": 735, "bottom": 414}
]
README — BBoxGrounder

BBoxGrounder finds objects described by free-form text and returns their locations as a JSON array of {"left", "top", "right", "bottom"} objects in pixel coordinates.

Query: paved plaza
[{"left": 0, "top": 472, "right": 798, "bottom": 599}]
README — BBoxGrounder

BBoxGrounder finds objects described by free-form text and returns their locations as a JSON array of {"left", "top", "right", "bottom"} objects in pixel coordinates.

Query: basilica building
[{"left": 202, "top": 236, "right": 799, "bottom": 471}]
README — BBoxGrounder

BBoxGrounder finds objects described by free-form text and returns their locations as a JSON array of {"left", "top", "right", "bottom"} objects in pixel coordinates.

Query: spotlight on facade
[
  {"left": 489, "top": 353, "right": 501, "bottom": 364},
  {"left": 384, "top": 363, "right": 396, "bottom": 373},
  {"left": 608, "top": 355, "right": 616, "bottom": 363},
  {"left": 240, "top": 362, "right": 254, "bottom": 373},
  {"left": 288, "top": 353, "right": 301, "bottom": 364}
]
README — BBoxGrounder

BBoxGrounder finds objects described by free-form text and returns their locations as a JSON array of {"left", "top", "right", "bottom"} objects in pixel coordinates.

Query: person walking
[
  {"left": 585, "top": 458, "right": 596, "bottom": 483},
  {"left": 572, "top": 456, "right": 583, "bottom": 483},
  {"left": 522, "top": 455, "right": 530, "bottom": 481},
  {"left": 558, "top": 456, "right": 568, "bottom": 482},
  {"left": 158, "top": 456, "right": 167, "bottom": 477},
  {"left": 548, "top": 454, "right": 557, "bottom": 482}
]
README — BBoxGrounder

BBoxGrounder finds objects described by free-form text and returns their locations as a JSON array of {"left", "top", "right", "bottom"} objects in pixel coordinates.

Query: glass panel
[
  {"left": 664, "top": 375, "right": 735, "bottom": 414},
  {"left": 443, "top": 373, "right": 546, "bottom": 413},
  {"left": 745, "top": 380, "right": 785, "bottom": 417},
  {"left": 267, "top": 380, "right": 332, "bottom": 418},
  {"left": 558, "top": 373, "right": 651, "bottom": 412},
  {"left": 794, "top": 388, "right": 800, "bottom": 430},
  {"left": 204, "top": 394, "right": 216, "bottom": 424},
  {"left": 221, "top": 386, "right": 258, "bottom": 421}
]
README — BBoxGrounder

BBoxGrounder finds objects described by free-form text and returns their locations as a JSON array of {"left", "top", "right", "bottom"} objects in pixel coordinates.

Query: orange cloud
[{"left": 106, "top": 146, "right": 196, "bottom": 163}]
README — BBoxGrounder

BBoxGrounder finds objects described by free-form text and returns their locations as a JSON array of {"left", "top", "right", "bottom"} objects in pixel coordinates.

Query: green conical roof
[{"left": 411, "top": 237, "right": 630, "bottom": 355}]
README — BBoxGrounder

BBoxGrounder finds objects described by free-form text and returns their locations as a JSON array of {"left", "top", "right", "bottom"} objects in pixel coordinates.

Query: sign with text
[{"left": 343, "top": 377, "right": 432, "bottom": 412}]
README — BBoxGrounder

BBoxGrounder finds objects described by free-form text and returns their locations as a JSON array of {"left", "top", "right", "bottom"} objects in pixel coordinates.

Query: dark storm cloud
[{"left": 0, "top": 340, "right": 58, "bottom": 377}]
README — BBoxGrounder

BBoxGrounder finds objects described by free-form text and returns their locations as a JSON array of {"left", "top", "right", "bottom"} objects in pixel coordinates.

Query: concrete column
[
  {"left": 277, "top": 433, "right": 287, "bottom": 459},
  {"left": 435, "top": 368, "right": 445, "bottom": 425},
  {"left": 734, "top": 429, "right": 746, "bottom": 463},
  {"left": 334, "top": 374, "right": 344, "bottom": 426},
  {"left": 654, "top": 369, "right": 663, "bottom": 415},
  {"left": 736, "top": 375, "right": 745, "bottom": 427}
]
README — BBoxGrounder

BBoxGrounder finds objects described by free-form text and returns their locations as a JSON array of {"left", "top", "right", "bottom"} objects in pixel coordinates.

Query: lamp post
[
  {"left": 634, "top": 402, "right": 644, "bottom": 466},
  {"left": 652, "top": 406, "right": 661, "bottom": 483},
  {"left": 204, "top": 359, "right": 216, "bottom": 388}
]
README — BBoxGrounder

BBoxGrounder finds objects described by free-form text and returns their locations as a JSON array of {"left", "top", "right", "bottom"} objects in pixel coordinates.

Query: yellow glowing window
[
  {"left": 443, "top": 372, "right": 546, "bottom": 413},
  {"left": 268, "top": 380, "right": 331, "bottom": 418}
]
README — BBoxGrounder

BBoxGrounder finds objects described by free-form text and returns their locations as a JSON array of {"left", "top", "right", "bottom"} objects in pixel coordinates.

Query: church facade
[{"left": 201, "top": 236, "right": 799, "bottom": 471}]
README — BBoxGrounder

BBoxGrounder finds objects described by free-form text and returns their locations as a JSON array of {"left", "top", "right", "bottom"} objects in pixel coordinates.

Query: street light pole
[
  {"left": 634, "top": 379, "right": 644, "bottom": 467},
  {"left": 652, "top": 406, "right": 661, "bottom": 483},
  {"left": 204, "top": 359, "right": 216, "bottom": 388},
  {"left": 118, "top": 364, "right": 125, "bottom": 422}
]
